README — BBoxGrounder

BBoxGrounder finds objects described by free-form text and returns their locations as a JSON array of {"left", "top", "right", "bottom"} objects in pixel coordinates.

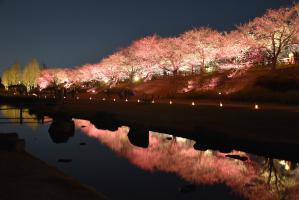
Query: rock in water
[
  {"left": 225, "top": 154, "right": 248, "bottom": 161},
  {"left": 58, "top": 159, "right": 72, "bottom": 163}
]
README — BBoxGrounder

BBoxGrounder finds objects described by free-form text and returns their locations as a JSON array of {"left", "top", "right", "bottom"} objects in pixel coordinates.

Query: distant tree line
[{"left": 1, "top": 59, "right": 41, "bottom": 91}]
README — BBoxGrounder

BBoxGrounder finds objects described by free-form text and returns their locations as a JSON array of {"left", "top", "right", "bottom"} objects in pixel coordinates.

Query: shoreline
[{"left": 0, "top": 133, "right": 107, "bottom": 200}]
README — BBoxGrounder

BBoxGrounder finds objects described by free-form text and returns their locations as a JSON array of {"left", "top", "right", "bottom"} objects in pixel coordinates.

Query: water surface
[{"left": 1, "top": 106, "right": 298, "bottom": 200}]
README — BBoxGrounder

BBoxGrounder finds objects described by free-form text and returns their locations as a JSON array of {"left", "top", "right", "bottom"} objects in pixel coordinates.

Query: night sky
[{"left": 0, "top": 0, "right": 293, "bottom": 73}]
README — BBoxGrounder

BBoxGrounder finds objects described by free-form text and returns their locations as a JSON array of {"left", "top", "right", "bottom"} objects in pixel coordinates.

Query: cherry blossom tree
[
  {"left": 37, "top": 68, "right": 56, "bottom": 89},
  {"left": 157, "top": 37, "right": 186, "bottom": 76},
  {"left": 99, "top": 53, "right": 125, "bottom": 86},
  {"left": 128, "top": 35, "right": 163, "bottom": 80},
  {"left": 78, "top": 63, "right": 105, "bottom": 83},
  {"left": 217, "top": 30, "right": 262, "bottom": 70},
  {"left": 180, "top": 28, "right": 222, "bottom": 73},
  {"left": 116, "top": 48, "right": 143, "bottom": 81},
  {"left": 238, "top": 5, "right": 299, "bottom": 70}
]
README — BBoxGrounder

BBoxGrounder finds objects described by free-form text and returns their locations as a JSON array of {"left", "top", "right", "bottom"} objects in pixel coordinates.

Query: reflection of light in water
[
  {"left": 176, "top": 137, "right": 187, "bottom": 143},
  {"left": 73, "top": 119, "right": 299, "bottom": 200},
  {"left": 0, "top": 105, "right": 39, "bottom": 129},
  {"left": 279, "top": 160, "right": 291, "bottom": 171}
]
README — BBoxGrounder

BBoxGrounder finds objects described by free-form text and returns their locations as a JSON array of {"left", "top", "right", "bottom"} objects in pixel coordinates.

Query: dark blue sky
[{"left": 0, "top": 0, "right": 293, "bottom": 73}]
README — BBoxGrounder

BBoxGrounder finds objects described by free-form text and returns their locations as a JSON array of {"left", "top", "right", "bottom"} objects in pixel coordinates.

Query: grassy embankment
[
  {"left": 122, "top": 64, "right": 299, "bottom": 105},
  {"left": 1, "top": 64, "right": 299, "bottom": 105}
]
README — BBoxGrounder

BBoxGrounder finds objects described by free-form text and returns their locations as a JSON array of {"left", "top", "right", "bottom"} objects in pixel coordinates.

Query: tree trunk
[
  {"left": 271, "top": 57, "right": 277, "bottom": 70},
  {"left": 201, "top": 51, "right": 205, "bottom": 74},
  {"left": 172, "top": 69, "right": 178, "bottom": 76},
  {"left": 200, "top": 65, "right": 205, "bottom": 74}
]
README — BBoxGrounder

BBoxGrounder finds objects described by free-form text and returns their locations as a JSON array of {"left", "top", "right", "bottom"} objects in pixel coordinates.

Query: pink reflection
[{"left": 74, "top": 119, "right": 299, "bottom": 200}]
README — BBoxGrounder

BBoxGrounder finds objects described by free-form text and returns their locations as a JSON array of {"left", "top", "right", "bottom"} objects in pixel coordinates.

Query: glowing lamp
[
  {"left": 255, "top": 104, "right": 259, "bottom": 110},
  {"left": 137, "top": 99, "right": 140, "bottom": 103},
  {"left": 218, "top": 92, "right": 222, "bottom": 95},
  {"left": 133, "top": 76, "right": 140, "bottom": 82},
  {"left": 192, "top": 102, "right": 195, "bottom": 106},
  {"left": 89, "top": 97, "right": 92, "bottom": 100},
  {"left": 219, "top": 102, "right": 223, "bottom": 107},
  {"left": 64, "top": 96, "right": 66, "bottom": 99},
  {"left": 92, "top": 90, "right": 96, "bottom": 93},
  {"left": 102, "top": 98, "right": 106, "bottom": 101},
  {"left": 76, "top": 97, "right": 79, "bottom": 100},
  {"left": 152, "top": 100, "right": 155, "bottom": 104},
  {"left": 169, "top": 100, "right": 173, "bottom": 105},
  {"left": 113, "top": 98, "right": 116, "bottom": 102},
  {"left": 125, "top": 99, "right": 128, "bottom": 102}
]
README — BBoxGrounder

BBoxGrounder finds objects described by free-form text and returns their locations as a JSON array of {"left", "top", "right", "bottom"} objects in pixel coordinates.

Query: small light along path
[
  {"left": 89, "top": 96, "right": 254, "bottom": 110},
  {"left": 55, "top": 94, "right": 299, "bottom": 113},
  {"left": 79, "top": 95, "right": 264, "bottom": 112}
]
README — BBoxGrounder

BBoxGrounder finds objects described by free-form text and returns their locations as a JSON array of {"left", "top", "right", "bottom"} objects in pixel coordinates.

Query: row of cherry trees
[{"left": 38, "top": 4, "right": 299, "bottom": 89}]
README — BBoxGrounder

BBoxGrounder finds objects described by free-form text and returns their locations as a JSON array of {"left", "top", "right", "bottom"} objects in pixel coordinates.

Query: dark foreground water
[{"left": 1, "top": 105, "right": 299, "bottom": 200}]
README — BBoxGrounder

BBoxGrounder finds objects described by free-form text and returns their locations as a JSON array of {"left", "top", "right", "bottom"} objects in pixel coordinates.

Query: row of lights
[
  {"left": 19, "top": 94, "right": 261, "bottom": 110},
  {"left": 85, "top": 96, "right": 260, "bottom": 110}
]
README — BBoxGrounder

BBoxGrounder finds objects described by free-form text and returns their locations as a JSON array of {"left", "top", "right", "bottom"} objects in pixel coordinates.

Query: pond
[{"left": 1, "top": 105, "right": 298, "bottom": 200}]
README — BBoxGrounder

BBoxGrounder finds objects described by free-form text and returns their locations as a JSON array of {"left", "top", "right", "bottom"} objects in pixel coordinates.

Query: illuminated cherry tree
[
  {"left": 38, "top": 68, "right": 57, "bottom": 89},
  {"left": 180, "top": 28, "right": 222, "bottom": 73},
  {"left": 128, "top": 35, "right": 163, "bottom": 80},
  {"left": 99, "top": 53, "right": 126, "bottom": 85},
  {"left": 78, "top": 63, "right": 106, "bottom": 83},
  {"left": 217, "top": 31, "right": 262, "bottom": 70},
  {"left": 238, "top": 6, "right": 299, "bottom": 69},
  {"left": 116, "top": 48, "right": 143, "bottom": 81},
  {"left": 157, "top": 37, "right": 186, "bottom": 76}
]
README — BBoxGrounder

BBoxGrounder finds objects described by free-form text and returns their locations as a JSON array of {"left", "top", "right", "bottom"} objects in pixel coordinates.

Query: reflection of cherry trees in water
[
  {"left": 74, "top": 119, "right": 299, "bottom": 200},
  {"left": 262, "top": 159, "right": 284, "bottom": 189},
  {"left": 258, "top": 158, "right": 299, "bottom": 199}
]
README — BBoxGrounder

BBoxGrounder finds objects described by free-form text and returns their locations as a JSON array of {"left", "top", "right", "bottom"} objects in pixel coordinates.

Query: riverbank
[{"left": 0, "top": 133, "right": 107, "bottom": 200}]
